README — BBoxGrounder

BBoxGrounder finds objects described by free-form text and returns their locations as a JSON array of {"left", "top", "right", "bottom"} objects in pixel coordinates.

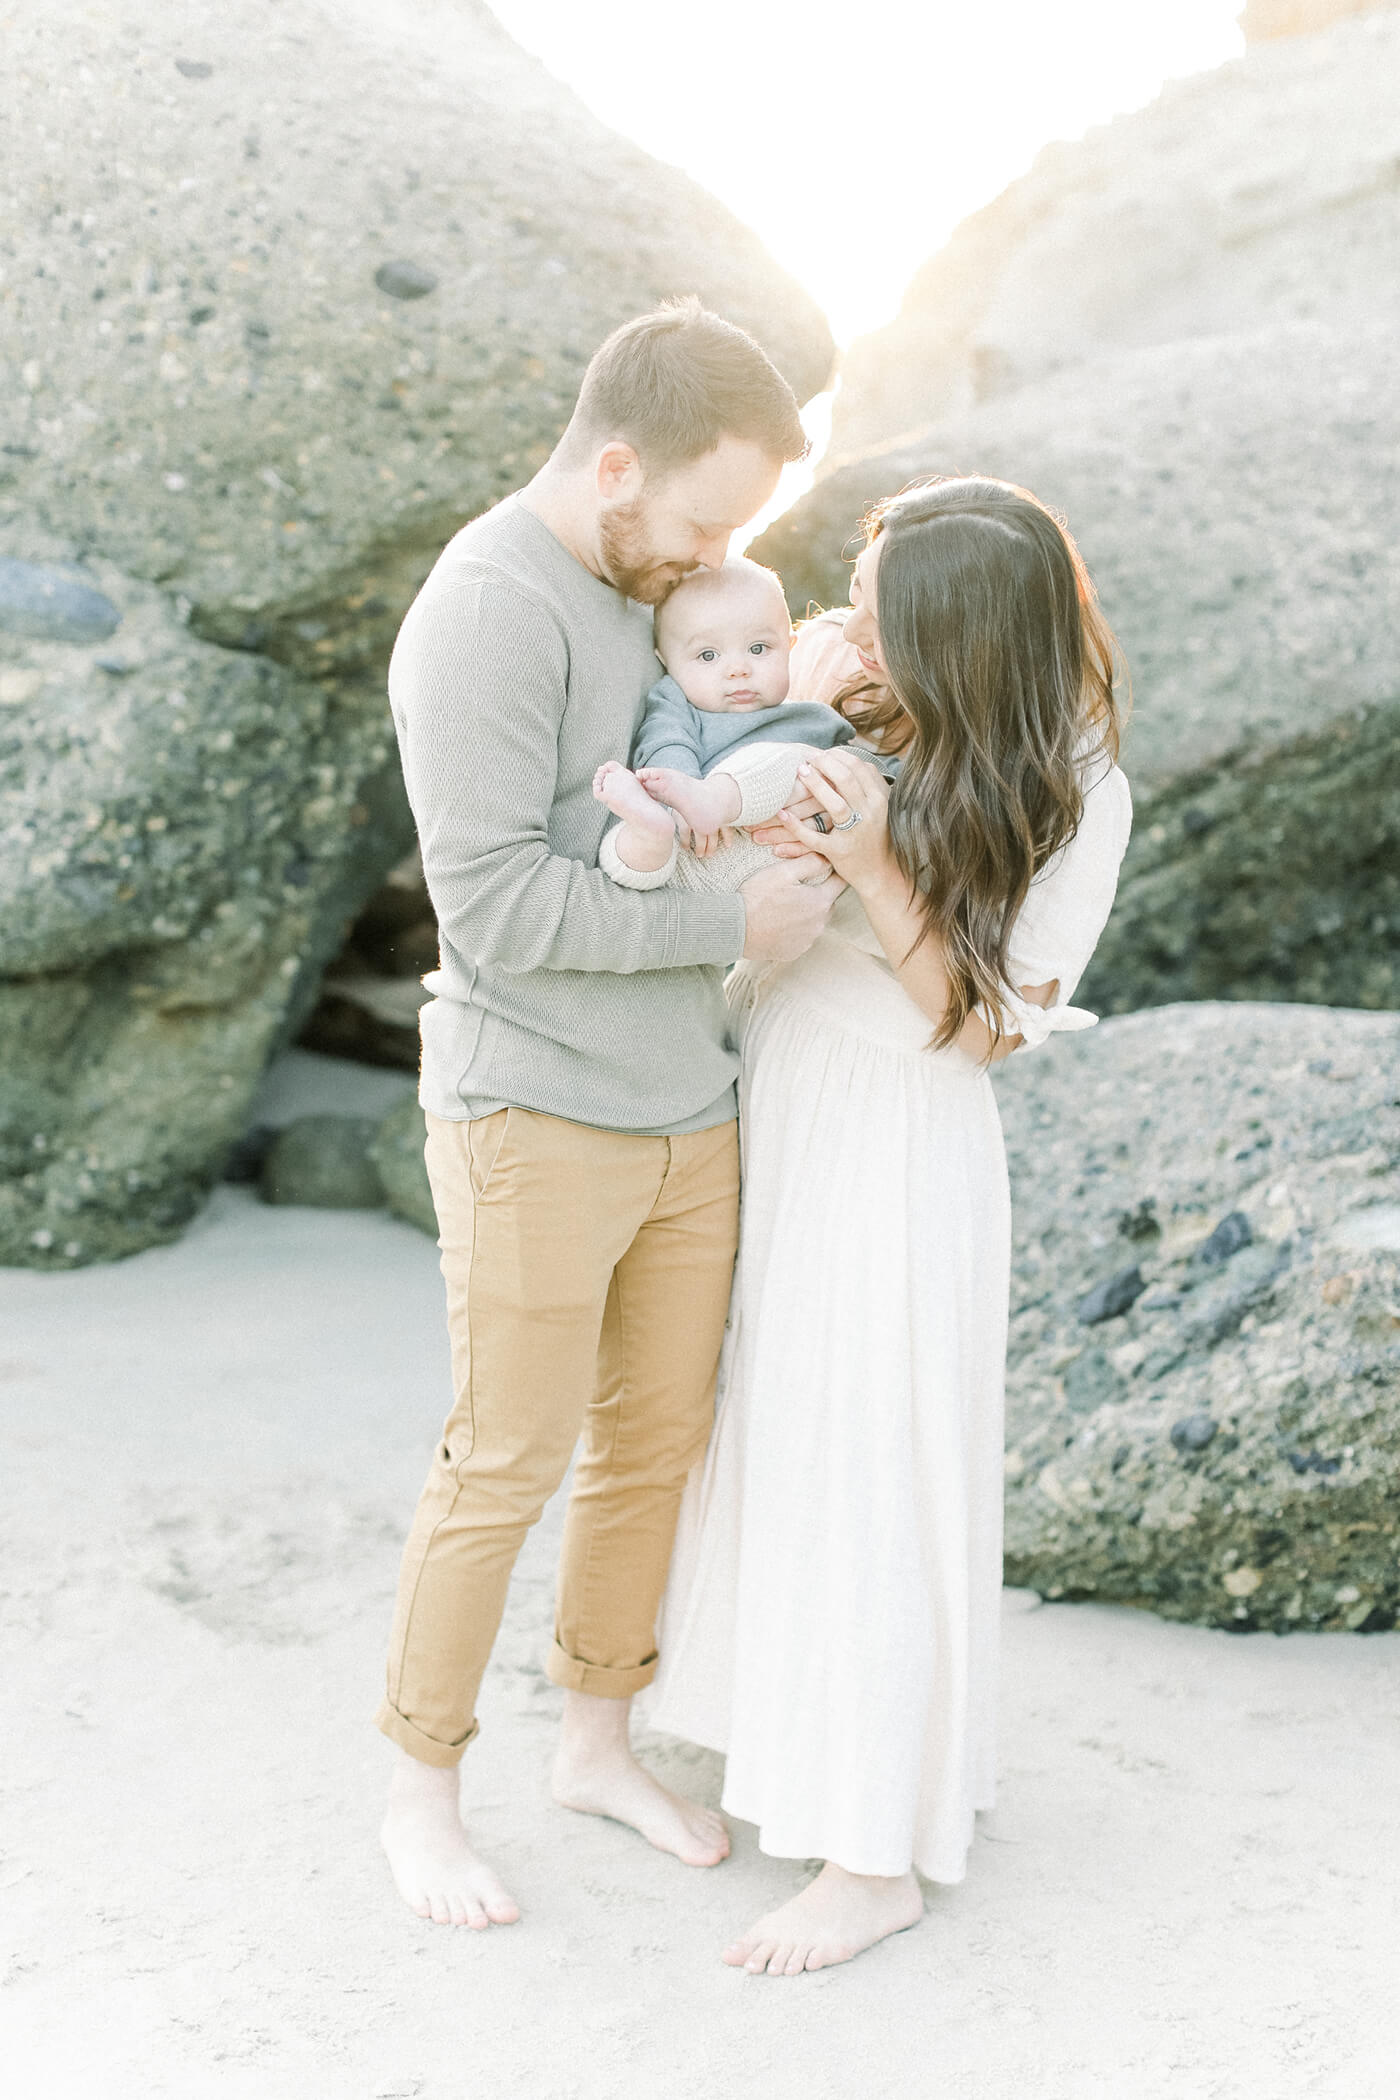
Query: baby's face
[{"left": 656, "top": 576, "right": 792, "bottom": 714}]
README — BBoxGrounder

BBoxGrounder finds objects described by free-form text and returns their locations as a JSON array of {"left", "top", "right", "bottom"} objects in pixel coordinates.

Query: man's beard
[{"left": 598, "top": 499, "right": 697, "bottom": 606}]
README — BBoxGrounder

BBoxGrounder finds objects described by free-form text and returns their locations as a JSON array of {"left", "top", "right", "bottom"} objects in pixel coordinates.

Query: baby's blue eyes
[
  {"left": 698, "top": 649, "right": 717, "bottom": 662},
  {"left": 696, "top": 644, "right": 768, "bottom": 662},
  {"left": 749, "top": 643, "right": 768, "bottom": 655}
]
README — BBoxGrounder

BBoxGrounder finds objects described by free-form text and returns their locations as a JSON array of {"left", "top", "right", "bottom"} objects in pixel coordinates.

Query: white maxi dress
[{"left": 647, "top": 751, "right": 1132, "bottom": 1882}]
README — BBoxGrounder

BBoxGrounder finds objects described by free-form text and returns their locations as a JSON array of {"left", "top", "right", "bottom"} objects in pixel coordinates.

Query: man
[{"left": 377, "top": 301, "right": 839, "bottom": 1928}]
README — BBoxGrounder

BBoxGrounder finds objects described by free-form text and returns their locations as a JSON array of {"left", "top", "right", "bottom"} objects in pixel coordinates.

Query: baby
[{"left": 594, "top": 557, "right": 856, "bottom": 894}]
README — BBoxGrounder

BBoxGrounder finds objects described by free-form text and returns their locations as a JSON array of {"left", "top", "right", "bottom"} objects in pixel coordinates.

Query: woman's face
[{"left": 842, "top": 536, "right": 889, "bottom": 686}]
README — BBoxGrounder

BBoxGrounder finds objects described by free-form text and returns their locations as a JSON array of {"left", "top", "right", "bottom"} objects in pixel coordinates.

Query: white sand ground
[{"left": 3, "top": 1054, "right": 1397, "bottom": 2100}]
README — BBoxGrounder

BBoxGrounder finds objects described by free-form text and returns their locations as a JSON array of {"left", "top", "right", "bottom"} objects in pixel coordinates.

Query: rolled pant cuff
[
  {"left": 374, "top": 1699, "right": 480, "bottom": 1768},
  {"left": 545, "top": 1641, "right": 658, "bottom": 1699}
]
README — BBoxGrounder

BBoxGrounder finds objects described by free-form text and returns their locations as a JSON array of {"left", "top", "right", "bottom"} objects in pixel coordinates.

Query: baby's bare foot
[
  {"left": 637, "top": 765, "right": 741, "bottom": 844},
  {"left": 721, "top": 1862, "right": 922, "bottom": 1975},
  {"left": 552, "top": 1742, "right": 730, "bottom": 1867},
  {"left": 381, "top": 1753, "right": 520, "bottom": 1929},
  {"left": 593, "top": 760, "right": 677, "bottom": 840}
]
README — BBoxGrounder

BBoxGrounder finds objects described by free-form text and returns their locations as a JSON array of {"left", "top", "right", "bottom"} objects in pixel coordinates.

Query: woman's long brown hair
[{"left": 860, "top": 476, "right": 1123, "bottom": 1050}]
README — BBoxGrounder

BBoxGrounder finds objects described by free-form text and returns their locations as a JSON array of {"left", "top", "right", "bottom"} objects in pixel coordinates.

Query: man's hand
[{"left": 739, "top": 858, "right": 843, "bottom": 964}]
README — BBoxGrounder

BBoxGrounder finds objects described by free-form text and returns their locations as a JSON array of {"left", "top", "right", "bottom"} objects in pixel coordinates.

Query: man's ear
[{"left": 595, "top": 440, "right": 644, "bottom": 505}]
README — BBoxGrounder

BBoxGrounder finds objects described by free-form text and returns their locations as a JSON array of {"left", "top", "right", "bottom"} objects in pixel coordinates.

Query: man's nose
[{"left": 696, "top": 534, "right": 729, "bottom": 567}]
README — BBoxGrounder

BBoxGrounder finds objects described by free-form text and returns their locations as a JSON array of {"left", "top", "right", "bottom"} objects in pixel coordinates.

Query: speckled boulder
[
  {"left": 754, "top": 321, "right": 1400, "bottom": 1015},
  {"left": 1243, "top": 0, "right": 1397, "bottom": 42},
  {"left": 773, "top": 11, "right": 1400, "bottom": 1023},
  {"left": 994, "top": 1002, "right": 1400, "bottom": 1632},
  {"left": 370, "top": 1097, "right": 437, "bottom": 1240},
  {"left": 1, "top": 0, "right": 832, "bottom": 690},
  {"left": 826, "top": 10, "right": 1400, "bottom": 456},
  {"left": 1, "top": 0, "right": 834, "bottom": 1270},
  {"left": 0, "top": 540, "right": 406, "bottom": 1268},
  {"left": 259, "top": 1116, "right": 384, "bottom": 1209}
]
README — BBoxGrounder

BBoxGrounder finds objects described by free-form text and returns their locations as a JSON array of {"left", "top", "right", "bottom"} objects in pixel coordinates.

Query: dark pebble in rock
[
  {"left": 259, "top": 1115, "right": 385, "bottom": 1209},
  {"left": 93, "top": 654, "right": 135, "bottom": 676},
  {"left": 1077, "top": 1263, "right": 1146, "bottom": 1325},
  {"left": 374, "top": 259, "right": 438, "bottom": 300},
  {"left": 1116, "top": 1198, "right": 1160, "bottom": 1243},
  {"left": 1190, "top": 1209, "right": 1253, "bottom": 1272},
  {"left": 0, "top": 558, "right": 121, "bottom": 643},
  {"left": 175, "top": 59, "right": 214, "bottom": 78},
  {"left": 1140, "top": 1344, "right": 1187, "bottom": 1380},
  {"left": 1179, "top": 1239, "right": 1289, "bottom": 1348},
  {"left": 1171, "top": 1413, "right": 1218, "bottom": 1453},
  {"left": 1286, "top": 1449, "right": 1342, "bottom": 1476}
]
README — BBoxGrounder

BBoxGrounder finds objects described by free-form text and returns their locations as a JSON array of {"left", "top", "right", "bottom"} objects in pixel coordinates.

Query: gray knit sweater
[{"left": 387, "top": 498, "right": 748, "bottom": 1134}]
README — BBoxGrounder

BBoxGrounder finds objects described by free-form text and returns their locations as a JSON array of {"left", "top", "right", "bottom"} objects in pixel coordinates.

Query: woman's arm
[
  {"left": 777, "top": 750, "right": 1055, "bottom": 1060},
  {"left": 857, "top": 866, "right": 1057, "bottom": 1061}
]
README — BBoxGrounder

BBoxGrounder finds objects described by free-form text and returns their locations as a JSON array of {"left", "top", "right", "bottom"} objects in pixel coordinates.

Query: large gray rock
[
  {"left": 370, "top": 1097, "right": 437, "bottom": 1239},
  {"left": 259, "top": 1116, "right": 384, "bottom": 1210},
  {"left": 1243, "top": 0, "right": 1398, "bottom": 40},
  {"left": 798, "top": 10, "right": 1400, "bottom": 1038},
  {"left": 1, "top": 0, "right": 833, "bottom": 1269},
  {"left": 994, "top": 1003, "right": 1400, "bottom": 1632},
  {"left": 0, "top": 538, "right": 406, "bottom": 1267},
  {"left": 1, "top": 0, "right": 832, "bottom": 689},
  {"left": 753, "top": 320, "right": 1400, "bottom": 1014},
  {"left": 826, "top": 10, "right": 1400, "bottom": 457}
]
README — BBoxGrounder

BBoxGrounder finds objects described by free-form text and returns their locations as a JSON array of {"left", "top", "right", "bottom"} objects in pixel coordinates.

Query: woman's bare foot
[
  {"left": 551, "top": 1689, "right": 730, "bottom": 1867},
  {"left": 380, "top": 1750, "right": 521, "bottom": 1929},
  {"left": 722, "top": 1861, "right": 923, "bottom": 1975}
]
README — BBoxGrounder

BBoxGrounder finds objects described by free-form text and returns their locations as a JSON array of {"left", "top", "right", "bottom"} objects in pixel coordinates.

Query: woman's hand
[
  {"left": 751, "top": 790, "right": 823, "bottom": 854},
  {"left": 775, "top": 749, "right": 895, "bottom": 892}
]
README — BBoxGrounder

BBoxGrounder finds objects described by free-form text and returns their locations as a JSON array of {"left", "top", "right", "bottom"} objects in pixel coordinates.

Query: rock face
[
  {"left": 826, "top": 11, "right": 1400, "bottom": 457},
  {"left": 754, "top": 325, "right": 1400, "bottom": 1016},
  {"left": 0, "top": 0, "right": 832, "bottom": 1268},
  {"left": 370, "top": 1098, "right": 437, "bottom": 1240},
  {"left": 2, "top": 0, "right": 831, "bottom": 687},
  {"left": 994, "top": 1003, "right": 1400, "bottom": 1633},
  {"left": 260, "top": 1116, "right": 384, "bottom": 1210},
  {"left": 0, "top": 535, "right": 405, "bottom": 1265},
  {"left": 1243, "top": 0, "right": 1398, "bottom": 40},
  {"left": 755, "top": 11, "right": 1400, "bottom": 1019}
]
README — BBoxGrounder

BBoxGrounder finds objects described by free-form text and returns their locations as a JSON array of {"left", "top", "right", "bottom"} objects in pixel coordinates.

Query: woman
[{"left": 647, "top": 477, "right": 1133, "bottom": 1974}]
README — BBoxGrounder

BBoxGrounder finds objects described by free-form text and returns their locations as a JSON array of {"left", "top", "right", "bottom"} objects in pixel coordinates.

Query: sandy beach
[{"left": 3, "top": 1055, "right": 1396, "bottom": 2100}]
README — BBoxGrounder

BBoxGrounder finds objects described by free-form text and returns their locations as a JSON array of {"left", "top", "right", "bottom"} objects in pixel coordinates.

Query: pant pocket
[{"left": 466, "top": 1106, "right": 512, "bottom": 1199}]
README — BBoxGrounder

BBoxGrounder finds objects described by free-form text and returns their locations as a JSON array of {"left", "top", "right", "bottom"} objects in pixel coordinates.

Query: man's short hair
[{"left": 562, "top": 299, "right": 808, "bottom": 474}]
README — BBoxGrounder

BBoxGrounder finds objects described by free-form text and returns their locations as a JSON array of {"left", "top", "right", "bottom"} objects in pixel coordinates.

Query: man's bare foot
[
  {"left": 721, "top": 1861, "right": 923, "bottom": 1975},
  {"left": 593, "top": 760, "right": 677, "bottom": 841},
  {"left": 552, "top": 1689, "right": 730, "bottom": 1867},
  {"left": 381, "top": 1750, "right": 521, "bottom": 1929}
]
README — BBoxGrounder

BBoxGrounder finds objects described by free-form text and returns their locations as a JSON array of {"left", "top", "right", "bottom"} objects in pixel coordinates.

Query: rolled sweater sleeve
[{"left": 391, "top": 575, "right": 745, "bottom": 976}]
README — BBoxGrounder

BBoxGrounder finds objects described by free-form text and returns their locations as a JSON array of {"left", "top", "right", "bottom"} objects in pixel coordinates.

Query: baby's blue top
[{"left": 631, "top": 672, "right": 856, "bottom": 777}]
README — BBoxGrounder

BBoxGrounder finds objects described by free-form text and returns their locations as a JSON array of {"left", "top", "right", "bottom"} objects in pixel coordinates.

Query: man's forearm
[{"left": 428, "top": 836, "right": 745, "bottom": 976}]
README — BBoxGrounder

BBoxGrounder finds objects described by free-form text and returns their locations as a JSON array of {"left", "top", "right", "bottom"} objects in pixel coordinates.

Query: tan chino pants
[{"left": 375, "top": 1106, "right": 740, "bottom": 1768}]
